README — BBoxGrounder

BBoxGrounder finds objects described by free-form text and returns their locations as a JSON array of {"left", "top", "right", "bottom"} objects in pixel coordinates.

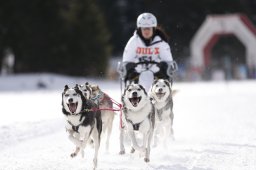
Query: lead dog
[
  {"left": 149, "top": 79, "right": 175, "bottom": 147},
  {"left": 62, "top": 85, "right": 102, "bottom": 169},
  {"left": 79, "top": 82, "right": 115, "bottom": 152},
  {"left": 120, "top": 83, "right": 155, "bottom": 162}
]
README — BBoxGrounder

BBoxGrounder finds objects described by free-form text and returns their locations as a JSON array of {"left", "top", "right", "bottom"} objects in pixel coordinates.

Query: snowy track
[{"left": 0, "top": 75, "right": 256, "bottom": 170}]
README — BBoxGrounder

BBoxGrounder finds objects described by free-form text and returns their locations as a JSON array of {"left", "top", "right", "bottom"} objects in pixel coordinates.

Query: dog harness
[
  {"left": 91, "top": 91, "right": 113, "bottom": 107},
  {"left": 91, "top": 91, "right": 104, "bottom": 103},
  {"left": 122, "top": 107, "right": 139, "bottom": 130},
  {"left": 67, "top": 120, "right": 81, "bottom": 133},
  {"left": 127, "top": 120, "right": 141, "bottom": 131},
  {"left": 67, "top": 108, "right": 95, "bottom": 134},
  {"left": 67, "top": 119, "right": 95, "bottom": 136},
  {"left": 123, "top": 104, "right": 155, "bottom": 131}
]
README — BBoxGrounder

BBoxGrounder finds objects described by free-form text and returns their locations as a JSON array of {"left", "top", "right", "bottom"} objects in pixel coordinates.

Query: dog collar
[
  {"left": 82, "top": 108, "right": 94, "bottom": 112},
  {"left": 91, "top": 91, "right": 104, "bottom": 101},
  {"left": 125, "top": 118, "right": 142, "bottom": 131}
]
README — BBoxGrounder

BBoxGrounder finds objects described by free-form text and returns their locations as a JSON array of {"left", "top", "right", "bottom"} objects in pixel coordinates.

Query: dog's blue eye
[
  {"left": 128, "top": 89, "right": 132, "bottom": 92},
  {"left": 163, "top": 85, "right": 166, "bottom": 87},
  {"left": 73, "top": 94, "right": 77, "bottom": 96},
  {"left": 64, "top": 94, "right": 69, "bottom": 97},
  {"left": 156, "top": 85, "right": 158, "bottom": 87},
  {"left": 138, "top": 88, "right": 141, "bottom": 91}
]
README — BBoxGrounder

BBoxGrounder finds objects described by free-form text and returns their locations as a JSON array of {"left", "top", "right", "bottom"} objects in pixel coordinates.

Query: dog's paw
[
  {"left": 130, "top": 147, "right": 135, "bottom": 154},
  {"left": 144, "top": 158, "right": 150, "bottom": 162},
  {"left": 93, "top": 158, "right": 98, "bottom": 170},
  {"left": 70, "top": 153, "right": 77, "bottom": 158},
  {"left": 119, "top": 150, "right": 125, "bottom": 155}
]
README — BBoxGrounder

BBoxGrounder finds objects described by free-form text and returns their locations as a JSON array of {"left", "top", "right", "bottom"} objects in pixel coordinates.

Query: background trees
[
  {"left": 0, "top": 0, "right": 111, "bottom": 76},
  {"left": 0, "top": 0, "right": 255, "bottom": 76}
]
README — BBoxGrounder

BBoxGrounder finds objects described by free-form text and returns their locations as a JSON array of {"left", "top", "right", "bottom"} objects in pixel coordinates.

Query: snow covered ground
[{"left": 0, "top": 74, "right": 256, "bottom": 170}]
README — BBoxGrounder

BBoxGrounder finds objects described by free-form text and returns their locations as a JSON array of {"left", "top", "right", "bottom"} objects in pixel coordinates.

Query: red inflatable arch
[{"left": 190, "top": 14, "right": 256, "bottom": 72}]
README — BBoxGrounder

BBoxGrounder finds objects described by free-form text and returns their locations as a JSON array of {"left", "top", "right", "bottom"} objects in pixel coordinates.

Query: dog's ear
[
  {"left": 95, "top": 85, "right": 100, "bottom": 90},
  {"left": 74, "top": 84, "right": 79, "bottom": 89},
  {"left": 126, "top": 84, "right": 132, "bottom": 90},
  {"left": 86, "top": 85, "right": 92, "bottom": 93},
  {"left": 64, "top": 85, "right": 69, "bottom": 91},
  {"left": 153, "top": 79, "right": 158, "bottom": 85},
  {"left": 91, "top": 85, "right": 99, "bottom": 91},
  {"left": 163, "top": 79, "right": 169, "bottom": 83},
  {"left": 123, "top": 85, "right": 130, "bottom": 96},
  {"left": 164, "top": 79, "right": 171, "bottom": 88},
  {"left": 90, "top": 85, "right": 96, "bottom": 90}
]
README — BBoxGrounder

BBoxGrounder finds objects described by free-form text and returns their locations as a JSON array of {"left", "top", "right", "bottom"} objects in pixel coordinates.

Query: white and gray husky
[
  {"left": 149, "top": 79, "right": 175, "bottom": 147},
  {"left": 62, "top": 85, "right": 102, "bottom": 169},
  {"left": 120, "top": 83, "right": 155, "bottom": 162}
]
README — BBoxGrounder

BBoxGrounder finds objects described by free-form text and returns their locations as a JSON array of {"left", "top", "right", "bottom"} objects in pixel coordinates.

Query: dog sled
[{"left": 117, "top": 60, "right": 178, "bottom": 92}]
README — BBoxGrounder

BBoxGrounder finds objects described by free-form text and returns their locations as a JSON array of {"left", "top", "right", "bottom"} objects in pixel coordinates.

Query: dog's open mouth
[
  {"left": 129, "top": 96, "right": 142, "bottom": 107},
  {"left": 156, "top": 92, "right": 166, "bottom": 99},
  {"left": 67, "top": 102, "right": 78, "bottom": 113}
]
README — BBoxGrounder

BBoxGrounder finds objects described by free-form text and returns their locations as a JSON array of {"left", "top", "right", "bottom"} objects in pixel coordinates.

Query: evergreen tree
[
  {"left": 0, "top": 0, "right": 63, "bottom": 72},
  {"left": 57, "top": 0, "right": 111, "bottom": 76},
  {"left": 0, "top": 0, "right": 255, "bottom": 75},
  {"left": 0, "top": 0, "right": 111, "bottom": 76}
]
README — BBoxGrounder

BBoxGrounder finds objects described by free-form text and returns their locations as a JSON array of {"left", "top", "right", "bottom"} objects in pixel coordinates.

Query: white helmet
[{"left": 136, "top": 13, "right": 157, "bottom": 28}]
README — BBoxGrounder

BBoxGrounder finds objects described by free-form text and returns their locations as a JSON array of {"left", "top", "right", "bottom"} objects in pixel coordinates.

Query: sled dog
[
  {"left": 120, "top": 83, "right": 155, "bottom": 162},
  {"left": 62, "top": 85, "right": 102, "bottom": 169},
  {"left": 77, "top": 82, "right": 92, "bottom": 100},
  {"left": 79, "top": 82, "right": 115, "bottom": 152},
  {"left": 149, "top": 79, "right": 175, "bottom": 147}
]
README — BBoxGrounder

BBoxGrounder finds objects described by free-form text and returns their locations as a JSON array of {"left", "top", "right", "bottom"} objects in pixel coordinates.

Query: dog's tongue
[
  {"left": 156, "top": 93, "right": 165, "bottom": 99},
  {"left": 69, "top": 103, "right": 77, "bottom": 113},
  {"left": 130, "top": 97, "right": 140, "bottom": 106}
]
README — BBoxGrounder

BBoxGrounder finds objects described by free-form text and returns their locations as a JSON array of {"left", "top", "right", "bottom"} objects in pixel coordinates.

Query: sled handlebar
[{"left": 134, "top": 61, "right": 159, "bottom": 66}]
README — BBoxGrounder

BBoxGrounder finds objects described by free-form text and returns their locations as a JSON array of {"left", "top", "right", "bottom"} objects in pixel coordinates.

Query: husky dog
[
  {"left": 120, "top": 83, "right": 155, "bottom": 162},
  {"left": 80, "top": 83, "right": 115, "bottom": 152},
  {"left": 78, "top": 82, "right": 92, "bottom": 100},
  {"left": 149, "top": 79, "right": 175, "bottom": 147},
  {"left": 62, "top": 85, "right": 102, "bottom": 169},
  {"left": 90, "top": 84, "right": 115, "bottom": 152}
]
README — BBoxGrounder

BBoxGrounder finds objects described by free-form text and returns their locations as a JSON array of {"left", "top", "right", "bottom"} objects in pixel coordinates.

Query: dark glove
[
  {"left": 124, "top": 62, "right": 139, "bottom": 84},
  {"left": 154, "top": 62, "right": 169, "bottom": 80}
]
